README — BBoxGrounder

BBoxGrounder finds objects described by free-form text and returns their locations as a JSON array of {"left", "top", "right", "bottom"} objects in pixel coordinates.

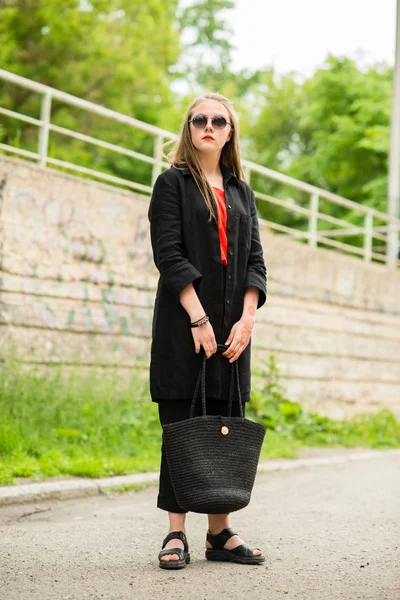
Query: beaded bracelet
[
  {"left": 191, "top": 314, "right": 206, "bottom": 325},
  {"left": 190, "top": 315, "right": 210, "bottom": 328}
]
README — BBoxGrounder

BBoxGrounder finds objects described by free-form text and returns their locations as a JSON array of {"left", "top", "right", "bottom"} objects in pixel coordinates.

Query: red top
[{"left": 212, "top": 187, "right": 228, "bottom": 266}]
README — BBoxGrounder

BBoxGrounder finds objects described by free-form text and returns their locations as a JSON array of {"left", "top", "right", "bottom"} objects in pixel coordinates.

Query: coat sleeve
[
  {"left": 244, "top": 187, "right": 267, "bottom": 309},
  {"left": 148, "top": 170, "right": 202, "bottom": 299}
]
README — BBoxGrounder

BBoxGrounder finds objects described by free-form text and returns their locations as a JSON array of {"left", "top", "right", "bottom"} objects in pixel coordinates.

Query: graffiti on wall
[{"left": 1, "top": 178, "right": 158, "bottom": 359}]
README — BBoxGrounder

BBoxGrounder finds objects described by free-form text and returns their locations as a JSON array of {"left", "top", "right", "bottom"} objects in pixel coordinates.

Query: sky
[{"left": 224, "top": 0, "right": 397, "bottom": 75}]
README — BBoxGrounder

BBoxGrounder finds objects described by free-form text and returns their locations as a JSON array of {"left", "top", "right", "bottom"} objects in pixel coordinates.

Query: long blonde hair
[{"left": 166, "top": 92, "right": 245, "bottom": 222}]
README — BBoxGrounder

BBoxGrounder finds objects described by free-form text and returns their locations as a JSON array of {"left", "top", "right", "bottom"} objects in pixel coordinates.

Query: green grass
[
  {"left": 102, "top": 482, "right": 154, "bottom": 494},
  {"left": 0, "top": 357, "right": 161, "bottom": 485},
  {"left": 0, "top": 355, "right": 399, "bottom": 486}
]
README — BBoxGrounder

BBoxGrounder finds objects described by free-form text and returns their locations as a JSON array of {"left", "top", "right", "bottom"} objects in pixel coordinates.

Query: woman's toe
[{"left": 161, "top": 553, "right": 179, "bottom": 561}]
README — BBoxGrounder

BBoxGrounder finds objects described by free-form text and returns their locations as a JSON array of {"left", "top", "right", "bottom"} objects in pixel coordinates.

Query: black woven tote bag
[{"left": 162, "top": 345, "right": 266, "bottom": 514}]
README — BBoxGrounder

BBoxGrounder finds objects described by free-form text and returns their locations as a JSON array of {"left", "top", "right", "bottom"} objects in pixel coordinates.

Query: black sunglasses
[{"left": 188, "top": 114, "right": 233, "bottom": 130}]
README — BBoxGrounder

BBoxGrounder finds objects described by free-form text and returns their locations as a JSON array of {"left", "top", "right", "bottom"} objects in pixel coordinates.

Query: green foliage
[
  {"left": 293, "top": 58, "right": 390, "bottom": 207},
  {"left": 0, "top": 0, "right": 179, "bottom": 117},
  {"left": 177, "top": 0, "right": 234, "bottom": 61},
  {"left": 246, "top": 56, "right": 392, "bottom": 234},
  {"left": 249, "top": 355, "right": 305, "bottom": 433},
  {"left": 0, "top": 0, "right": 240, "bottom": 184},
  {"left": 0, "top": 0, "right": 182, "bottom": 186}
]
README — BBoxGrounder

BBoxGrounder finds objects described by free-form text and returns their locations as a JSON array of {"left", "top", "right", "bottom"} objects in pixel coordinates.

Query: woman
[{"left": 148, "top": 92, "right": 267, "bottom": 569}]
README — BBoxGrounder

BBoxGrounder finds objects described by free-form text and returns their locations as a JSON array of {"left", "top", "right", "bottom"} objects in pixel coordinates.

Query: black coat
[{"left": 148, "top": 165, "right": 267, "bottom": 403}]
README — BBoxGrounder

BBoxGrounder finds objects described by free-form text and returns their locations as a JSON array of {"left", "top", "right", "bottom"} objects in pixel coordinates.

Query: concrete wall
[{"left": 1, "top": 156, "right": 399, "bottom": 419}]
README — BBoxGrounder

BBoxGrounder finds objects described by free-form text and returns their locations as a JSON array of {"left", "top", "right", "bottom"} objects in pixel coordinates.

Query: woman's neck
[{"left": 197, "top": 153, "right": 222, "bottom": 178}]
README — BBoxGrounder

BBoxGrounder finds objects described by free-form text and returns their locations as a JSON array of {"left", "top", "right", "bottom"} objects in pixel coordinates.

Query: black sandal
[
  {"left": 205, "top": 527, "right": 265, "bottom": 565},
  {"left": 158, "top": 531, "right": 190, "bottom": 570}
]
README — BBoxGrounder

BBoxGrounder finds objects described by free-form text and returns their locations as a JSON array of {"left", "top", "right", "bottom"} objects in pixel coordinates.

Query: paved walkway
[{"left": 0, "top": 450, "right": 399, "bottom": 600}]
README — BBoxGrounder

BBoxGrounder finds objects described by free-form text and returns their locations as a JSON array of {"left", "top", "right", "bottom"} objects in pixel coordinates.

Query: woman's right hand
[{"left": 191, "top": 322, "right": 217, "bottom": 359}]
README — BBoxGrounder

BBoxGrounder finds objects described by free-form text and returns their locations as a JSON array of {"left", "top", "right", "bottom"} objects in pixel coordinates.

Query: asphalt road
[{"left": 0, "top": 451, "right": 399, "bottom": 600}]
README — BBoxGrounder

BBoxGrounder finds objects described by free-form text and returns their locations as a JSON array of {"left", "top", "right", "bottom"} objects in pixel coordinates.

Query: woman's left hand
[{"left": 222, "top": 316, "right": 254, "bottom": 363}]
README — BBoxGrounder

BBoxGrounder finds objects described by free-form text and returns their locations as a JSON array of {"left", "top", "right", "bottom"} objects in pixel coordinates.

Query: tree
[
  {"left": 173, "top": 0, "right": 234, "bottom": 90},
  {"left": 246, "top": 56, "right": 392, "bottom": 242},
  {"left": 0, "top": 0, "right": 240, "bottom": 184},
  {"left": 0, "top": 0, "right": 181, "bottom": 184},
  {"left": 0, "top": 0, "right": 179, "bottom": 118}
]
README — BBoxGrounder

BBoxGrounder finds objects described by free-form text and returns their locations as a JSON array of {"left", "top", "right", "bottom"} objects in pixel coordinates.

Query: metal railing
[{"left": 0, "top": 68, "right": 399, "bottom": 267}]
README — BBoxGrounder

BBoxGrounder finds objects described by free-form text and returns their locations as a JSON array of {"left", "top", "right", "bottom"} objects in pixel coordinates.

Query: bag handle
[{"left": 189, "top": 344, "right": 244, "bottom": 419}]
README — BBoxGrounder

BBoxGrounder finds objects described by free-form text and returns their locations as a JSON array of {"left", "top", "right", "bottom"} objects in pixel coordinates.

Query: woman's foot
[
  {"left": 160, "top": 537, "right": 184, "bottom": 562},
  {"left": 205, "top": 527, "right": 265, "bottom": 564},
  {"left": 158, "top": 531, "right": 190, "bottom": 569},
  {"left": 206, "top": 531, "right": 262, "bottom": 555}
]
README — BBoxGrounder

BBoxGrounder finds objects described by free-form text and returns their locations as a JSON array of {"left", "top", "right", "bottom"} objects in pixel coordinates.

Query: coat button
[
  {"left": 229, "top": 250, "right": 233, "bottom": 256},
  {"left": 227, "top": 204, "right": 232, "bottom": 209},
  {"left": 221, "top": 426, "right": 229, "bottom": 435},
  {"left": 227, "top": 274, "right": 232, "bottom": 280},
  {"left": 226, "top": 299, "right": 230, "bottom": 304}
]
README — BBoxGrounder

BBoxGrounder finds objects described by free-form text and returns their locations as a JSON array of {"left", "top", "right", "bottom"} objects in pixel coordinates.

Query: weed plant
[{"left": 248, "top": 355, "right": 400, "bottom": 458}]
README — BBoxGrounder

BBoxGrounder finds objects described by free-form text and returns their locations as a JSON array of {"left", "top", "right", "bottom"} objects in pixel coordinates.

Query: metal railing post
[
  {"left": 151, "top": 135, "right": 164, "bottom": 186},
  {"left": 387, "top": 0, "right": 400, "bottom": 267},
  {"left": 38, "top": 91, "right": 51, "bottom": 167},
  {"left": 309, "top": 193, "right": 319, "bottom": 247},
  {"left": 386, "top": 221, "right": 399, "bottom": 266},
  {"left": 364, "top": 211, "right": 373, "bottom": 262},
  {"left": 244, "top": 164, "right": 251, "bottom": 183}
]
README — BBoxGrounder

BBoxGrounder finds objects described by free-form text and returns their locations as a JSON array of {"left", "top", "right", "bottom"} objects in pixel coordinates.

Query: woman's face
[{"left": 189, "top": 99, "right": 233, "bottom": 156}]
